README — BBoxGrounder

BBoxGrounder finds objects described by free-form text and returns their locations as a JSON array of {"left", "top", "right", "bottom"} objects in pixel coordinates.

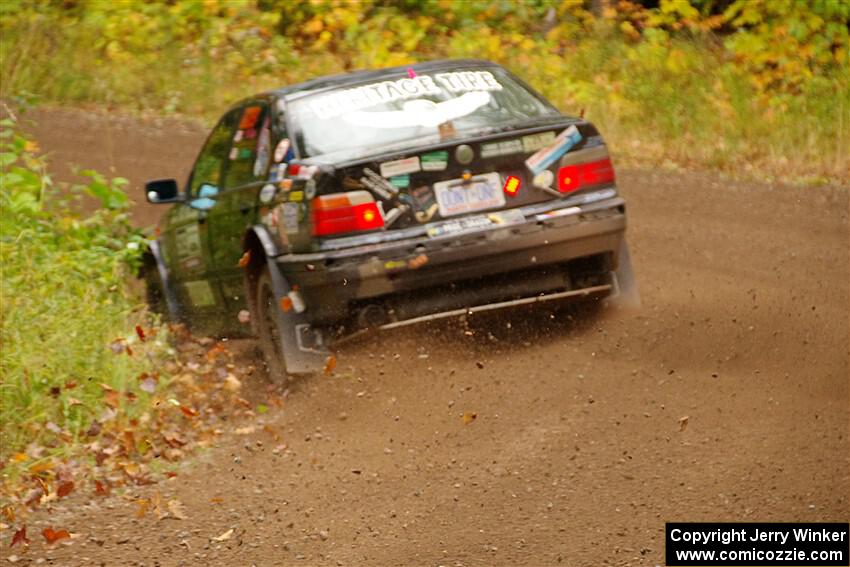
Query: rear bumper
[{"left": 276, "top": 191, "right": 627, "bottom": 325}]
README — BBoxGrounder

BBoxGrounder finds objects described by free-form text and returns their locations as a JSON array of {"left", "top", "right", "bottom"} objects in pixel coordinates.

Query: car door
[
  {"left": 161, "top": 108, "right": 240, "bottom": 323},
  {"left": 205, "top": 100, "right": 275, "bottom": 322}
]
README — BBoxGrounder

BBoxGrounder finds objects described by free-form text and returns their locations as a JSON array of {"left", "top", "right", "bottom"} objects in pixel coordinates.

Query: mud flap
[
  {"left": 149, "top": 240, "right": 183, "bottom": 322},
  {"left": 265, "top": 260, "right": 331, "bottom": 375},
  {"left": 606, "top": 239, "right": 641, "bottom": 309}
]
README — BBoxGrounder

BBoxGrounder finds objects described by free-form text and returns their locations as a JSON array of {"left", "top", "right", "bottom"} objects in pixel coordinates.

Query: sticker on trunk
[
  {"left": 426, "top": 214, "right": 493, "bottom": 238},
  {"left": 421, "top": 151, "right": 448, "bottom": 171},
  {"left": 522, "top": 131, "right": 556, "bottom": 153},
  {"left": 379, "top": 157, "right": 421, "bottom": 178},
  {"left": 390, "top": 174, "right": 410, "bottom": 188},
  {"left": 525, "top": 126, "right": 582, "bottom": 176},
  {"left": 360, "top": 168, "right": 397, "bottom": 200},
  {"left": 481, "top": 139, "right": 522, "bottom": 158},
  {"left": 535, "top": 206, "right": 581, "bottom": 221}
]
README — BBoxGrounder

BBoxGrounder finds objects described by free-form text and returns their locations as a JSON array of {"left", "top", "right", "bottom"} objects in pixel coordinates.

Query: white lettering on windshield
[{"left": 308, "top": 71, "right": 503, "bottom": 120}]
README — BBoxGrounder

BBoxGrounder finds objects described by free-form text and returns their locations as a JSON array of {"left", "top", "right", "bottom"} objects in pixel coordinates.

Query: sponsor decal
[
  {"left": 289, "top": 190, "right": 304, "bottom": 202},
  {"left": 525, "top": 126, "right": 582, "bottom": 176},
  {"left": 390, "top": 174, "right": 410, "bottom": 188},
  {"left": 184, "top": 281, "right": 216, "bottom": 307},
  {"left": 384, "top": 259, "right": 407, "bottom": 271},
  {"left": 409, "top": 185, "right": 438, "bottom": 223},
  {"left": 253, "top": 119, "right": 271, "bottom": 177},
  {"left": 383, "top": 203, "right": 409, "bottom": 227},
  {"left": 239, "top": 106, "right": 262, "bottom": 130},
  {"left": 481, "top": 139, "right": 522, "bottom": 158},
  {"left": 487, "top": 208, "right": 525, "bottom": 226},
  {"left": 360, "top": 168, "right": 397, "bottom": 200},
  {"left": 534, "top": 206, "right": 581, "bottom": 221},
  {"left": 532, "top": 170, "right": 555, "bottom": 189},
  {"left": 282, "top": 202, "right": 300, "bottom": 234},
  {"left": 421, "top": 151, "right": 448, "bottom": 171},
  {"left": 243, "top": 128, "right": 257, "bottom": 140},
  {"left": 274, "top": 138, "right": 290, "bottom": 163},
  {"left": 426, "top": 214, "right": 492, "bottom": 238},
  {"left": 305, "top": 179, "right": 317, "bottom": 199},
  {"left": 259, "top": 183, "right": 277, "bottom": 204},
  {"left": 294, "top": 164, "right": 318, "bottom": 180},
  {"left": 270, "top": 163, "right": 287, "bottom": 182},
  {"left": 380, "top": 157, "right": 420, "bottom": 178},
  {"left": 308, "top": 71, "right": 503, "bottom": 120},
  {"left": 278, "top": 178, "right": 293, "bottom": 191},
  {"left": 522, "top": 131, "right": 556, "bottom": 153},
  {"left": 229, "top": 147, "right": 238, "bottom": 161},
  {"left": 233, "top": 130, "right": 244, "bottom": 143}
]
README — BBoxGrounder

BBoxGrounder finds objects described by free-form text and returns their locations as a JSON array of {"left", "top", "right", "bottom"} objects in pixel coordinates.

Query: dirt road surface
[{"left": 9, "top": 107, "right": 849, "bottom": 566}]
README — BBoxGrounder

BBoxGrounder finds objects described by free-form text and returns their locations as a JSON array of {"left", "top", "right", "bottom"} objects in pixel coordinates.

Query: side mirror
[{"left": 145, "top": 179, "right": 182, "bottom": 204}]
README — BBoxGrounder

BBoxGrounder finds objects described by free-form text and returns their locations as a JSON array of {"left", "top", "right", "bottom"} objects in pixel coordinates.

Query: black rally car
[{"left": 143, "top": 59, "right": 638, "bottom": 375}]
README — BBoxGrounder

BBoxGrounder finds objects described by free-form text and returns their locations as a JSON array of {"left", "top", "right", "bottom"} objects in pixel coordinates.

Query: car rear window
[{"left": 289, "top": 67, "right": 558, "bottom": 161}]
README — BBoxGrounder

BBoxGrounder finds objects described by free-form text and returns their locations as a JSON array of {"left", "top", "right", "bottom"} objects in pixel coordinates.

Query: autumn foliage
[{"left": 0, "top": 0, "right": 847, "bottom": 181}]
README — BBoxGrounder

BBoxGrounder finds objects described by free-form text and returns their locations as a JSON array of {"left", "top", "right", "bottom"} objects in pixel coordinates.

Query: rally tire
[{"left": 251, "top": 265, "right": 290, "bottom": 381}]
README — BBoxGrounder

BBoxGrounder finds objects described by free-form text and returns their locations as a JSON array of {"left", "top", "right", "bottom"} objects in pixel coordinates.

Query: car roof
[{"left": 268, "top": 58, "right": 505, "bottom": 100}]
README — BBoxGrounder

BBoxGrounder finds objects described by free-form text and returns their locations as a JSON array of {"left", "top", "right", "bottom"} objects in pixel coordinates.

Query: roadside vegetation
[
  {"left": 0, "top": 115, "right": 266, "bottom": 532},
  {"left": 1, "top": 0, "right": 848, "bottom": 183}
]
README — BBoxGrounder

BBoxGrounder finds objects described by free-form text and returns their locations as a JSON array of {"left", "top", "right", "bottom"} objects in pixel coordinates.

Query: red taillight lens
[
  {"left": 312, "top": 191, "right": 384, "bottom": 236},
  {"left": 557, "top": 158, "right": 615, "bottom": 193},
  {"left": 503, "top": 175, "right": 521, "bottom": 197}
]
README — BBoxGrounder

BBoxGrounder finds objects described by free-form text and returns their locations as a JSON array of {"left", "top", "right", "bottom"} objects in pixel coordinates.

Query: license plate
[{"left": 433, "top": 172, "right": 504, "bottom": 217}]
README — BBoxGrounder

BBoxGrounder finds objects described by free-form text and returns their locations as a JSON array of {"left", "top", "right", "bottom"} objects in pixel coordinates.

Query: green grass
[{"left": 0, "top": 119, "right": 162, "bottom": 466}]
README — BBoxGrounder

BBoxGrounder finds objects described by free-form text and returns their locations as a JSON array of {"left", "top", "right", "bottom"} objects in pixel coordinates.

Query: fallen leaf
[
  {"left": 57, "top": 481, "right": 74, "bottom": 498},
  {"left": 234, "top": 426, "right": 255, "bottom": 435},
  {"left": 679, "top": 416, "right": 689, "bottom": 432},
  {"left": 42, "top": 527, "right": 70, "bottom": 544},
  {"left": 209, "top": 497, "right": 224, "bottom": 505},
  {"left": 237, "top": 250, "right": 251, "bottom": 268},
  {"left": 67, "top": 397, "right": 83, "bottom": 407},
  {"left": 29, "top": 460, "right": 54, "bottom": 474},
  {"left": 279, "top": 296, "right": 293, "bottom": 312},
  {"left": 24, "top": 486, "right": 44, "bottom": 508},
  {"left": 1, "top": 505, "right": 14, "bottom": 522},
  {"left": 166, "top": 499, "right": 187, "bottom": 520},
  {"left": 135, "top": 498, "right": 149, "bottom": 519},
  {"left": 212, "top": 528, "right": 234, "bottom": 542},
  {"left": 10, "top": 526, "right": 28, "bottom": 547},
  {"left": 223, "top": 374, "right": 242, "bottom": 392},
  {"left": 86, "top": 421, "right": 102, "bottom": 436},
  {"left": 462, "top": 411, "right": 477, "bottom": 424},
  {"left": 323, "top": 355, "right": 337, "bottom": 375},
  {"left": 11, "top": 453, "right": 27, "bottom": 463},
  {"left": 139, "top": 376, "right": 157, "bottom": 394},
  {"left": 94, "top": 480, "right": 110, "bottom": 496},
  {"left": 64, "top": 380, "right": 77, "bottom": 390},
  {"left": 135, "top": 325, "right": 146, "bottom": 342},
  {"left": 256, "top": 404, "right": 268, "bottom": 414},
  {"left": 179, "top": 405, "right": 199, "bottom": 418}
]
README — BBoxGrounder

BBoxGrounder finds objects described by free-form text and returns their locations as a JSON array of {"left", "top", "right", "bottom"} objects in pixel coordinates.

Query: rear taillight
[
  {"left": 557, "top": 158, "right": 615, "bottom": 193},
  {"left": 311, "top": 191, "right": 384, "bottom": 236}
]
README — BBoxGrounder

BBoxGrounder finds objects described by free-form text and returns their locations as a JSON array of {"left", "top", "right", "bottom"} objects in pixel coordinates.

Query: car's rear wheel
[{"left": 251, "top": 265, "right": 289, "bottom": 381}]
